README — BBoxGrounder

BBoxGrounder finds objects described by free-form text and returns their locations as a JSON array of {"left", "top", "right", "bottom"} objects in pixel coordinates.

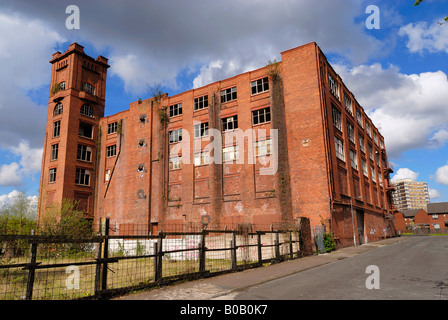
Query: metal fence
[{"left": 0, "top": 219, "right": 306, "bottom": 300}]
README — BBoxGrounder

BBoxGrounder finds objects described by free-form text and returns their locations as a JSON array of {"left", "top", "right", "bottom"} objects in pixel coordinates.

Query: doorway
[{"left": 356, "top": 210, "right": 365, "bottom": 245}]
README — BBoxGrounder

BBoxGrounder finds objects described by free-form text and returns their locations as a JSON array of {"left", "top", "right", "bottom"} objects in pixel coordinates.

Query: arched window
[
  {"left": 80, "top": 104, "right": 94, "bottom": 117},
  {"left": 82, "top": 82, "right": 95, "bottom": 95},
  {"left": 53, "top": 102, "right": 63, "bottom": 116}
]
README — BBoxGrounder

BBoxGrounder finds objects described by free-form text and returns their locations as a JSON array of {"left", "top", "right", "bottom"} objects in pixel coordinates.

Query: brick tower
[{"left": 37, "top": 43, "right": 109, "bottom": 222}]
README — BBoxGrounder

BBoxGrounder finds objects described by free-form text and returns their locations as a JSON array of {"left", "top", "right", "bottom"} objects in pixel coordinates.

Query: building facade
[
  {"left": 391, "top": 179, "right": 430, "bottom": 211},
  {"left": 38, "top": 42, "right": 396, "bottom": 247}
]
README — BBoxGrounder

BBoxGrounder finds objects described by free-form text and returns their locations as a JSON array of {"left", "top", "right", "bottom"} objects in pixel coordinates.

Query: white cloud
[
  {"left": 399, "top": 18, "right": 448, "bottom": 54},
  {"left": 0, "top": 162, "right": 22, "bottom": 187},
  {"left": 1, "top": 0, "right": 386, "bottom": 96},
  {"left": 333, "top": 63, "right": 448, "bottom": 158},
  {"left": 391, "top": 168, "right": 419, "bottom": 183},
  {"left": 435, "top": 162, "right": 448, "bottom": 185},
  {"left": 429, "top": 189, "right": 441, "bottom": 199},
  {"left": 11, "top": 141, "right": 43, "bottom": 175},
  {"left": 0, "top": 13, "right": 65, "bottom": 150}
]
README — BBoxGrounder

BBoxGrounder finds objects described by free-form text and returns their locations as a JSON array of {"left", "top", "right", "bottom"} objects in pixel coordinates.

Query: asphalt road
[{"left": 228, "top": 235, "right": 448, "bottom": 300}]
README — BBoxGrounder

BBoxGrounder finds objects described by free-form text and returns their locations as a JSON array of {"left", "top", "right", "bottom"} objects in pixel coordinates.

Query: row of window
[
  {"left": 334, "top": 136, "right": 384, "bottom": 184},
  {"left": 54, "top": 81, "right": 96, "bottom": 95},
  {"left": 168, "top": 77, "right": 269, "bottom": 118},
  {"left": 329, "top": 75, "right": 384, "bottom": 149},
  {"left": 53, "top": 102, "right": 95, "bottom": 118},
  {"left": 332, "top": 105, "right": 384, "bottom": 165},
  {"left": 168, "top": 139, "right": 273, "bottom": 170},
  {"left": 49, "top": 167, "right": 91, "bottom": 186},
  {"left": 169, "top": 107, "right": 271, "bottom": 143}
]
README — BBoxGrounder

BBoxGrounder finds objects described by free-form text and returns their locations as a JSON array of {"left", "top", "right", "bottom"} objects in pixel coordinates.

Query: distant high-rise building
[{"left": 391, "top": 179, "right": 430, "bottom": 211}]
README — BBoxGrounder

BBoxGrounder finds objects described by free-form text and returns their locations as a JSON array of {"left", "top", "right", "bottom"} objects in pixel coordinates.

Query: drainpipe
[{"left": 350, "top": 198, "right": 357, "bottom": 247}]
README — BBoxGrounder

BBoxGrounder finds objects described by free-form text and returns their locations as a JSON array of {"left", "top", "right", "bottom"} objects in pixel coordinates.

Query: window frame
[
  {"left": 194, "top": 95, "right": 208, "bottom": 111},
  {"left": 169, "top": 103, "right": 183, "bottom": 118},
  {"left": 53, "top": 103, "right": 63, "bottom": 116},
  {"left": 107, "top": 122, "right": 118, "bottom": 135},
  {"left": 75, "top": 168, "right": 91, "bottom": 186},
  {"left": 106, "top": 145, "right": 117, "bottom": 158},
  {"left": 252, "top": 107, "right": 271, "bottom": 126},
  {"left": 77, "top": 144, "right": 92, "bottom": 162},
  {"left": 194, "top": 122, "right": 209, "bottom": 138},
  {"left": 251, "top": 77, "right": 269, "bottom": 95},
  {"left": 53, "top": 121, "right": 61, "bottom": 138},
  {"left": 49, "top": 168, "right": 57, "bottom": 183},
  {"left": 221, "top": 87, "right": 237, "bottom": 103},
  {"left": 222, "top": 115, "right": 238, "bottom": 132},
  {"left": 51, "top": 144, "right": 59, "bottom": 161}
]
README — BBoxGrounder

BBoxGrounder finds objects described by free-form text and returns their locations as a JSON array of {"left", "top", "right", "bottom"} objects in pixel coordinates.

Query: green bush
[{"left": 323, "top": 233, "right": 336, "bottom": 253}]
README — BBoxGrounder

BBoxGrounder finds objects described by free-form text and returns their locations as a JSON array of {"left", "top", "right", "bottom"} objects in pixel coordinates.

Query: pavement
[{"left": 115, "top": 236, "right": 408, "bottom": 300}]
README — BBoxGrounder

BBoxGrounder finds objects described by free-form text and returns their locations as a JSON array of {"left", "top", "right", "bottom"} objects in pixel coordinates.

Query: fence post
[
  {"left": 231, "top": 231, "right": 237, "bottom": 270},
  {"left": 155, "top": 232, "right": 163, "bottom": 282},
  {"left": 257, "top": 231, "right": 262, "bottom": 266},
  {"left": 199, "top": 230, "right": 206, "bottom": 273},
  {"left": 95, "top": 217, "right": 109, "bottom": 299},
  {"left": 25, "top": 240, "right": 38, "bottom": 300}
]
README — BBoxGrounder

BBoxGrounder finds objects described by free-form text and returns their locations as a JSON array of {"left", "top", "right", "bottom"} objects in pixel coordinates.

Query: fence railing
[{"left": 0, "top": 219, "right": 307, "bottom": 300}]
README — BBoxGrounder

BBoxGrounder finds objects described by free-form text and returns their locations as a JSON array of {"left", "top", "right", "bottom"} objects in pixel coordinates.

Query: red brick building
[{"left": 38, "top": 42, "right": 396, "bottom": 247}]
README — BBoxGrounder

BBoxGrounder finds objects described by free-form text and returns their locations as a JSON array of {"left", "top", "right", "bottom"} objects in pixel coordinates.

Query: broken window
[
  {"left": 53, "top": 121, "right": 61, "bottom": 138},
  {"left": 139, "top": 115, "right": 146, "bottom": 124},
  {"left": 169, "top": 157, "right": 182, "bottom": 170},
  {"left": 137, "top": 164, "right": 145, "bottom": 172},
  {"left": 350, "top": 149, "right": 358, "bottom": 170},
  {"left": 221, "top": 87, "right": 237, "bottom": 103},
  {"left": 223, "top": 145, "right": 239, "bottom": 162},
  {"left": 328, "top": 73, "right": 340, "bottom": 100},
  {"left": 334, "top": 136, "right": 345, "bottom": 161},
  {"left": 79, "top": 121, "right": 93, "bottom": 139},
  {"left": 105, "top": 169, "right": 111, "bottom": 182},
  {"left": 169, "top": 128, "right": 182, "bottom": 143},
  {"left": 194, "top": 151, "right": 210, "bottom": 166},
  {"left": 80, "top": 104, "right": 94, "bottom": 117},
  {"left": 106, "top": 145, "right": 117, "bottom": 157},
  {"left": 254, "top": 139, "right": 272, "bottom": 157},
  {"left": 347, "top": 121, "right": 355, "bottom": 143},
  {"left": 194, "top": 96, "right": 208, "bottom": 111},
  {"left": 169, "top": 103, "right": 182, "bottom": 117},
  {"left": 252, "top": 107, "right": 271, "bottom": 125},
  {"left": 49, "top": 168, "right": 57, "bottom": 183},
  {"left": 251, "top": 77, "right": 269, "bottom": 95},
  {"left": 53, "top": 103, "right": 63, "bottom": 116},
  {"left": 77, "top": 144, "right": 92, "bottom": 162},
  {"left": 82, "top": 82, "right": 95, "bottom": 95},
  {"left": 194, "top": 122, "right": 209, "bottom": 138},
  {"left": 222, "top": 115, "right": 238, "bottom": 132},
  {"left": 344, "top": 93, "right": 353, "bottom": 115},
  {"left": 51, "top": 144, "right": 59, "bottom": 161},
  {"left": 75, "top": 168, "right": 90, "bottom": 186},
  {"left": 332, "top": 105, "right": 342, "bottom": 131}
]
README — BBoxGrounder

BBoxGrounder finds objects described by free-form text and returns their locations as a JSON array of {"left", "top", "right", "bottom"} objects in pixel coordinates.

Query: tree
[{"left": 414, "top": 0, "right": 448, "bottom": 24}]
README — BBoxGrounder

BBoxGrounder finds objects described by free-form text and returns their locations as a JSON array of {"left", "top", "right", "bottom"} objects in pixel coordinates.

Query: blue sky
[{"left": 0, "top": 0, "right": 448, "bottom": 207}]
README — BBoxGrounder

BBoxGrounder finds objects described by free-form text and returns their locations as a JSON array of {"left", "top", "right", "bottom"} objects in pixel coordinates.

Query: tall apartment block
[
  {"left": 391, "top": 179, "right": 430, "bottom": 211},
  {"left": 38, "top": 42, "right": 396, "bottom": 247}
]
